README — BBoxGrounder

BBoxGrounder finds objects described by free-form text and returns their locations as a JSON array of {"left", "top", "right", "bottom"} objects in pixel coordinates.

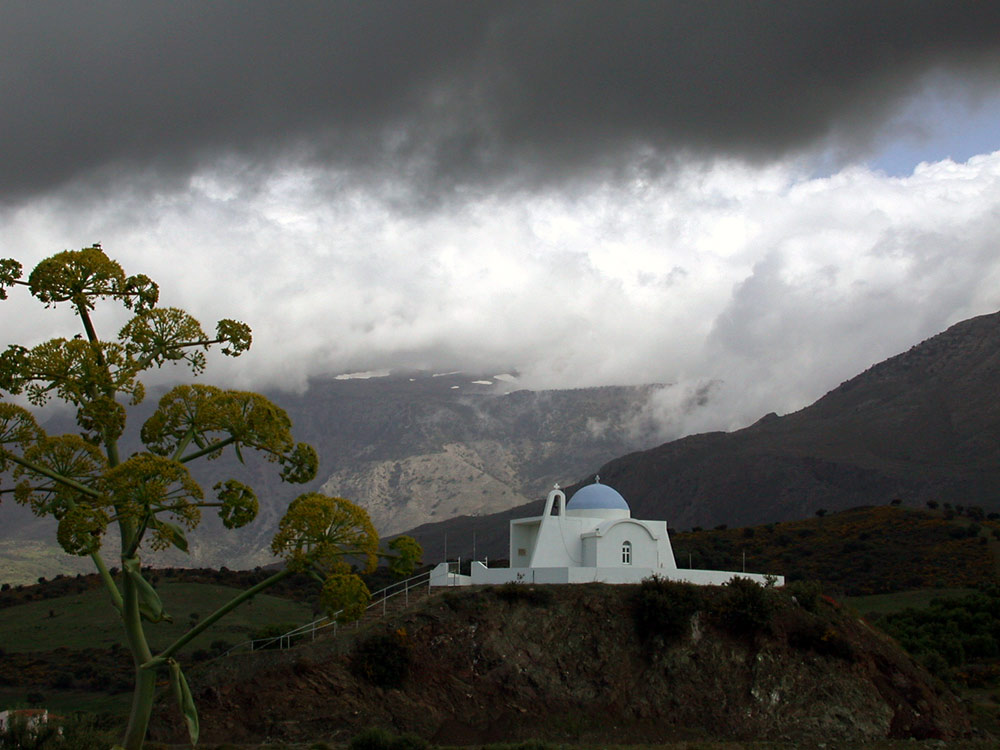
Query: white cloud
[{"left": 2, "top": 150, "right": 999, "bottom": 440}]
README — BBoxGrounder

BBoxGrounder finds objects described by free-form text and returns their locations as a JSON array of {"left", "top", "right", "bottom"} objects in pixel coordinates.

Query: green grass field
[
  {"left": 844, "top": 587, "right": 978, "bottom": 616},
  {"left": 0, "top": 581, "right": 313, "bottom": 654}
]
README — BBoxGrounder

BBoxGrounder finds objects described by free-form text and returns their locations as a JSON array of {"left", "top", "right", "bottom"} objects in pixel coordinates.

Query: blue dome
[{"left": 567, "top": 482, "right": 630, "bottom": 511}]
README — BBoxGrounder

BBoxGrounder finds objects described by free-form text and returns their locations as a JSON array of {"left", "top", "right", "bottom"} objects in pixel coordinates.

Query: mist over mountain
[
  {"left": 0, "top": 373, "right": 664, "bottom": 579},
  {"left": 7, "top": 310, "right": 1000, "bottom": 581},
  {"left": 409, "top": 310, "right": 1000, "bottom": 561}
]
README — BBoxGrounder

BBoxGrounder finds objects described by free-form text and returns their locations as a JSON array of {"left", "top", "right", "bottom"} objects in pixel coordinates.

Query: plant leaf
[
  {"left": 123, "top": 556, "right": 172, "bottom": 623},
  {"left": 168, "top": 658, "right": 200, "bottom": 746},
  {"left": 152, "top": 518, "right": 189, "bottom": 552}
]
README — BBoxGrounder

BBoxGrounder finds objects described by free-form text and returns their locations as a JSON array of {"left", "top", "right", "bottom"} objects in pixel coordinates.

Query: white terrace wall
[{"left": 430, "top": 561, "right": 783, "bottom": 588}]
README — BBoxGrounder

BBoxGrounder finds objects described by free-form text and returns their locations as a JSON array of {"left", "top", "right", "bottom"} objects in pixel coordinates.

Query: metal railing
[{"left": 224, "top": 569, "right": 432, "bottom": 655}]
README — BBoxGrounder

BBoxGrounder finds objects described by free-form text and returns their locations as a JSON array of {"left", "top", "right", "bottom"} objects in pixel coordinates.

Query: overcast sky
[{"left": 3, "top": 1, "right": 1000, "bottom": 442}]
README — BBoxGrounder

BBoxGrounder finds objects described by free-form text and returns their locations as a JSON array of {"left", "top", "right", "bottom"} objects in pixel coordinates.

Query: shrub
[
  {"left": 785, "top": 580, "right": 823, "bottom": 613},
  {"left": 348, "top": 727, "right": 429, "bottom": 750},
  {"left": 632, "top": 576, "right": 703, "bottom": 644},
  {"left": 714, "top": 577, "right": 777, "bottom": 635},
  {"left": 787, "top": 618, "right": 855, "bottom": 661},
  {"left": 919, "top": 651, "right": 951, "bottom": 680},
  {"left": 349, "top": 727, "right": 394, "bottom": 750},
  {"left": 49, "top": 672, "right": 74, "bottom": 690},
  {"left": 351, "top": 628, "right": 412, "bottom": 688},
  {"left": 294, "top": 657, "right": 316, "bottom": 675},
  {"left": 250, "top": 622, "right": 300, "bottom": 649},
  {"left": 490, "top": 582, "right": 555, "bottom": 606},
  {"left": 389, "top": 733, "right": 430, "bottom": 750},
  {"left": 965, "top": 634, "right": 999, "bottom": 660},
  {"left": 481, "top": 743, "right": 554, "bottom": 750}
]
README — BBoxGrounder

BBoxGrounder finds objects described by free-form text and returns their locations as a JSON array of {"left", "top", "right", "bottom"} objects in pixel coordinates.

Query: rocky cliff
[{"left": 158, "top": 581, "right": 972, "bottom": 745}]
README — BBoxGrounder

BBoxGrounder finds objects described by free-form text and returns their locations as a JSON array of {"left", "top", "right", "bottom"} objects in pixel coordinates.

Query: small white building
[
  {"left": 431, "top": 479, "right": 783, "bottom": 587},
  {"left": 0, "top": 709, "right": 53, "bottom": 735}
]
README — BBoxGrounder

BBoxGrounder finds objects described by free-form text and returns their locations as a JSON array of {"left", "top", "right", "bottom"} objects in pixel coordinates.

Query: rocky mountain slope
[
  {"left": 154, "top": 582, "right": 972, "bottom": 744},
  {"left": 408, "top": 311, "right": 1000, "bottom": 560},
  {"left": 309, "top": 375, "right": 664, "bottom": 536},
  {"left": 0, "top": 373, "right": 663, "bottom": 578},
  {"left": 595, "top": 310, "right": 1000, "bottom": 526}
]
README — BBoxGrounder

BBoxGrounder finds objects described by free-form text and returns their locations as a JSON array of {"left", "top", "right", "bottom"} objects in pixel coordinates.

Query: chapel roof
[{"left": 566, "top": 479, "right": 630, "bottom": 512}]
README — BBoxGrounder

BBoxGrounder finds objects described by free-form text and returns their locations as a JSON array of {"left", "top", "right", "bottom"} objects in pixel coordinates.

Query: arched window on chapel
[{"left": 621, "top": 540, "right": 632, "bottom": 565}]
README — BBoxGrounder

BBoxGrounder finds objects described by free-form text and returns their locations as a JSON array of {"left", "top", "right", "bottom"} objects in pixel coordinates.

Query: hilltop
[
  {"left": 4, "top": 505, "right": 1000, "bottom": 740},
  {"left": 153, "top": 580, "right": 972, "bottom": 745}
]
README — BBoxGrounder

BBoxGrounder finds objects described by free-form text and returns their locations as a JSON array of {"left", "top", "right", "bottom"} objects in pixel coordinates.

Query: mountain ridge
[
  {"left": 0, "top": 373, "right": 666, "bottom": 579},
  {"left": 407, "top": 311, "right": 1000, "bottom": 560}
]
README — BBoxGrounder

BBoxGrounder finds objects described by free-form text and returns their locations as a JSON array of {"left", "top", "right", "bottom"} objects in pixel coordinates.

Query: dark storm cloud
[{"left": 3, "top": 1, "right": 999, "bottom": 199}]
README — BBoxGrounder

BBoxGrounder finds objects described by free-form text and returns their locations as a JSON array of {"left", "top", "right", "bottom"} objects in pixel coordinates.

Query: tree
[{"left": 0, "top": 247, "right": 421, "bottom": 749}]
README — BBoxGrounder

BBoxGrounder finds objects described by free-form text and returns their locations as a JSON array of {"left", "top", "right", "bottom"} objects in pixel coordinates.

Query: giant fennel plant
[{"left": 0, "top": 247, "right": 421, "bottom": 749}]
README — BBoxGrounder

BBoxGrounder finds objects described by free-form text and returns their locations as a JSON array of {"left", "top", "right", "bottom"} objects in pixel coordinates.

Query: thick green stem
[
  {"left": 144, "top": 567, "right": 294, "bottom": 669},
  {"left": 77, "top": 304, "right": 101, "bottom": 348},
  {"left": 1, "top": 452, "right": 102, "bottom": 497},
  {"left": 91, "top": 549, "right": 123, "bottom": 612},
  {"left": 120, "top": 556, "right": 157, "bottom": 750},
  {"left": 122, "top": 665, "right": 157, "bottom": 750},
  {"left": 76, "top": 302, "right": 122, "bottom": 467},
  {"left": 133, "top": 337, "right": 228, "bottom": 372},
  {"left": 170, "top": 427, "right": 196, "bottom": 462},
  {"left": 178, "top": 435, "right": 236, "bottom": 464},
  {"left": 123, "top": 515, "right": 151, "bottom": 559}
]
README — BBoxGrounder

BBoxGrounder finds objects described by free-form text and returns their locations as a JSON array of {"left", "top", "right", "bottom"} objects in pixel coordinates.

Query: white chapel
[{"left": 430, "top": 478, "right": 783, "bottom": 587}]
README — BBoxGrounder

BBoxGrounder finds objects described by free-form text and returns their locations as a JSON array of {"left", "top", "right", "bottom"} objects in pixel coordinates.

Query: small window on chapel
[{"left": 622, "top": 541, "right": 632, "bottom": 565}]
